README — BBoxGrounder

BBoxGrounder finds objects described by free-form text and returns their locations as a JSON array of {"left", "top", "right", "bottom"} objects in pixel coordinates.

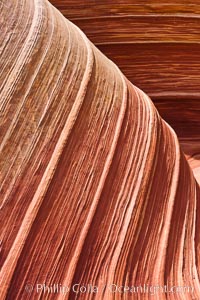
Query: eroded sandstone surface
[
  {"left": 0, "top": 1, "right": 200, "bottom": 299},
  {"left": 50, "top": 0, "right": 200, "bottom": 184}
]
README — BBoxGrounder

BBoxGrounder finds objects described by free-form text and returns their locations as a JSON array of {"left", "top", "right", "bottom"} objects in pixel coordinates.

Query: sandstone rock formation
[
  {"left": 0, "top": 0, "right": 199, "bottom": 299},
  {"left": 50, "top": 0, "right": 200, "bottom": 185}
]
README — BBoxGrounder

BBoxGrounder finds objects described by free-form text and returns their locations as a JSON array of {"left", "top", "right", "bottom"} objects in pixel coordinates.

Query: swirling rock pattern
[
  {"left": 0, "top": 0, "right": 200, "bottom": 299},
  {"left": 50, "top": 0, "right": 200, "bottom": 184}
]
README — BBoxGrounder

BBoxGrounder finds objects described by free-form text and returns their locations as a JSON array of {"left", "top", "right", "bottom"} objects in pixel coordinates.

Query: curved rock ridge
[
  {"left": 0, "top": 0, "right": 199, "bottom": 299},
  {"left": 50, "top": 0, "right": 200, "bottom": 185}
]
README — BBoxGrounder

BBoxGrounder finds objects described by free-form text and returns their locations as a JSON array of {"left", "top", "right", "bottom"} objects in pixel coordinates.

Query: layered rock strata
[
  {"left": 0, "top": 0, "right": 200, "bottom": 299},
  {"left": 50, "top": 0, "right": 200, "bottom": 184}
]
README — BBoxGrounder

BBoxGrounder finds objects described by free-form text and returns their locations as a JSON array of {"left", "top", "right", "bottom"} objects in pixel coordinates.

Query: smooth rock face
[
  {"left": 0, "top": 1, "right": 199, "bottom": 299},
  {"left": 50, "top": 0, "right": 200, "bottom": 184}
]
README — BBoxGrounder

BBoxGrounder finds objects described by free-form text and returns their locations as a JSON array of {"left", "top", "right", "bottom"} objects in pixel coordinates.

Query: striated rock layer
[
  {"left": 50, "top": 0, "right": 200, "bottom": 184},
  {"left": 0, "top": 0, "right": 200, "bottom": 299}
]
